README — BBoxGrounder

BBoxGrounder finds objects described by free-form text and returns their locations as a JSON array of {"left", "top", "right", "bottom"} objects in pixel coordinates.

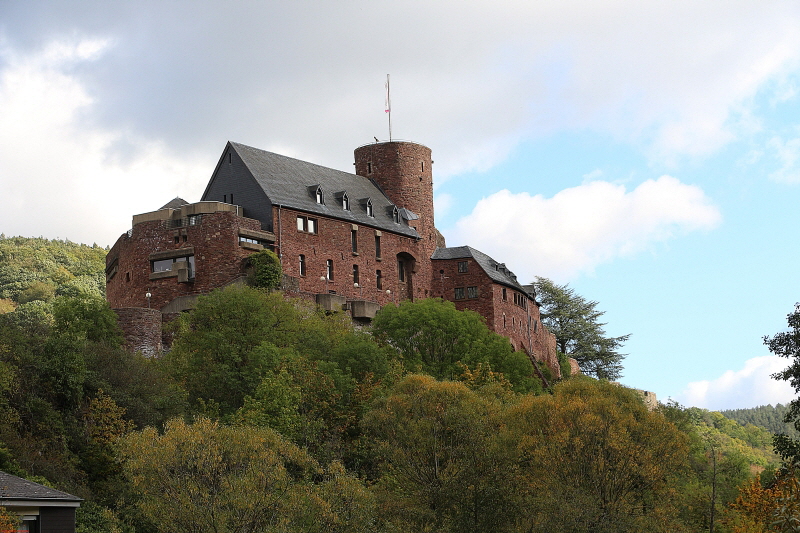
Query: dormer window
[
  {"left": 392, "top": 207, "right": 400, "bottom": 223},
  {"left": 366, "top": 200, "right": 374, "bottom": 217},
  {"left": 342, "top": 193, "right": 350, "bottom": 211},
  {"left": 315, "top": 187, "right": 324, "bottom": 204}
]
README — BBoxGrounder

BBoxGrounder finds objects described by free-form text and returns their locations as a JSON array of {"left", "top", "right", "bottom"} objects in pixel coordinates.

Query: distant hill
[
  {"left": 721, "top": 404, "right": 800, "bottom": 439},
  {"left": 0, "top": 235, "right": 107, "bottom": 312}
]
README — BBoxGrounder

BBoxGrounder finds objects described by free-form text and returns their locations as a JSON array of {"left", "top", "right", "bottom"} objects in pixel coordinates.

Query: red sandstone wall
[
  {"left": 431, "top": 256, "right": 560, "bottom": 377},
  {"left": 274, "top": 206, "right": 432, "bottom": 305},
  {"left": 106, "top": 211, "right": 263, "bottom": 310},
  {"left": 353, "top": 142, "right": 438, "bottom": 303},
  {"left": 113, "top": 307, "right": 162, "bottom": 357}
]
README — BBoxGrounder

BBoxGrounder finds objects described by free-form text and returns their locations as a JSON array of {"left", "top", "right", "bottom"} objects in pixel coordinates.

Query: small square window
[
  {"left": 458, "top": 261, "right": 468, "bottom": 273},
  {"left": 467, "top": 286, "right": 478, "bottom": 299},
  {"left": 454, "top": 287, "right": 465, "bottom": 300},
  {"left": 308, "top": 218, "right": 317, "bottom": 234}
]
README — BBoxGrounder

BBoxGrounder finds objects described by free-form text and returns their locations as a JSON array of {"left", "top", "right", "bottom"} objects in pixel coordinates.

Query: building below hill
[
  {"left": 106, "top": 140, "right": 561, "bottom": 376},
  {"left": 0, "top": 471, "right": 82, "bottom": 533}
]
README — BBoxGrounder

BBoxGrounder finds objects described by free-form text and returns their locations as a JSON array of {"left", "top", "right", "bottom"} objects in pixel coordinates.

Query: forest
[{"left": 0, "top": 235, "right": 799, "bottom": 532}]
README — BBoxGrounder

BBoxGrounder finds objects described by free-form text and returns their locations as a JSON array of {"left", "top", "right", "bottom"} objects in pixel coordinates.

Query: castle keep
[{"left": 106, "top": 140, "right": 560, "bottom": 375}]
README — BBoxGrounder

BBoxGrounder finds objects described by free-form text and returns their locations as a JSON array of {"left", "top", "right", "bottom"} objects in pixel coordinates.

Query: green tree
[
  {"left": 122, "top": 417, "right": 374, "bottom": 533},
  {"left": 248, "top": 248, "right": 282, "bottom": 290},
  {"left": 533, "top": 277, "right": 629, "bottom": 380},
  {"left": 364, "top": 374, "right": 516, "bottom": 533},
  {"left": 371, "top": 298, "right": 540, "bottom": 391},
  {"left": 504, "top": 378, "right": 690, "bottom": 532},
  {"left": 764, "top": 304, "right": 800, "bottom": 464}
]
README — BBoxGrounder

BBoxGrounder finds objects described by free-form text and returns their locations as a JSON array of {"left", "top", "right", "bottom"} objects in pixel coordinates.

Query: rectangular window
[
  {"left": 297, "top": 216, "right": 318, "bottom": 234},
  {"left": 351, "top": 229, "right": 358, "bottom": 253},
  {"left": 467, "top": 286, "right": 478, "bottom": 299},
  {"left": 458, "top": 261, "right": 468, "bottom": 273},
  {"left": 454, "top": 287, "right": 465, "bottom": 300},
  {"left": 398, "top": 259, "right": 405, "bottom": 282},
  {"left": 151, "top": 256, "right": 195, "bottom": 279},
  {"left": 299, "top": 254, "right": 306, "bottom": 276},
  {"left": 375, "top": 235, "right": 381, "bottom": 259},
  {"left": 502, "top": 287, "right": 507, "bottom": 301},
  {"left": 376, "top": 270, "right": 382, "bottom": 289},
  {"left": 326, "top": 259, "right": 334, "bottom": 280},
  {"left": 353, "top": 264, "right": 360, "bottom": 285}
]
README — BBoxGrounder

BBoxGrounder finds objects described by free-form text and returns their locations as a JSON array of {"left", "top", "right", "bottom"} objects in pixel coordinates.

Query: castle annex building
[{"left": 106, "top": 140, "right": 560, "bottom": 375}]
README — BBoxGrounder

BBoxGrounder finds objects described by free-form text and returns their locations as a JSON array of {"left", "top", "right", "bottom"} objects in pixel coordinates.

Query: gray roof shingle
[
  {"left": 231, "top": 142, "right": 420, "bottom": 238},
  {"left": 0, "top": 471, "right": 81, "bottom": 502},
  {"left": 432, "top": 246, "right": 531, "bottom": 294}
]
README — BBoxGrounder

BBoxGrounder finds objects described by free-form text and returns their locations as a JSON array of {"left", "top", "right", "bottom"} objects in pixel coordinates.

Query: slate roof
[
  {"left": 229, "top": 142, "right": 420, "bottom": 238},
  {"left": 160, "top": 197, "right": 189, "bottom": 210},
  {"left": 432, "top": 246, "right": 532, "bottom": 295},
  {"left": 0, "top": 471, "right": 82, "bottom": 503}
]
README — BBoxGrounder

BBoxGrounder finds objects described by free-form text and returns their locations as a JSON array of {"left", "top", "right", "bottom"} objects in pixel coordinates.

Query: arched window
[{"left": 316, "top": 187, "right": 324, "bottom": 204}]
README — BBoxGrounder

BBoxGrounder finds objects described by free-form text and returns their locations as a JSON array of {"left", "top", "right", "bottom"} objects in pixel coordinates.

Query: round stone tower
[{"left": 354, "top": 141, "right": 435, "bottom": 247}]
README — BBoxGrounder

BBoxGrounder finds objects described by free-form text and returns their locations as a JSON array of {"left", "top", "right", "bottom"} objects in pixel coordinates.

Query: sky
[{"left": 2, "top": 0, "right": 800, "bottom": 411}]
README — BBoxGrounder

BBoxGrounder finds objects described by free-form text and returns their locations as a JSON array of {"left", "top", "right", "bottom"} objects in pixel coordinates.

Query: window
[
  {"left": 326, "top": 259, "right": 334, "bottom": 280},
  {"left": 152, "top": 255, "right": 195, "bottom": 279},
  {"left": 421, "top": 161, "right": 425, "bottom": 172},
  {"left": 342, "top": 194, "right": 350, "bottom": 210},
  {"left": 366, "top": 200, "right": 374, "bottom": 217},
  {"left": 454, "top": 287, "right": 465, "bottom": 300},
  {"left": 398, "top": 259, "right": 405, "bottom": 282},
  {"left": 353, "top": 264, "right": 359, "bottom": 285},
  {"left": 458, "top": 261, "right": 468, "bottom": 273},
  {"left": 502, "top": 287, "right": 507, "bottom": 301},
  {"left": 351, "top": 229, "right": 358, "bottom": 253},
  {"left": 239, "top": 236, "right": 265, "bottom": 245},
  {"left": 393, "top": 207, "right": 400, "bottom": 223},
  {"left": 297, "top": 216, "right": 318, "bottom": 234},
  {"left": 316, "top": 187, "right": 324, "bottom": 204},
  {"left": 376, "top": 269, "right": 382, "bottom": 289},
  {"left": 367, "top": 162, "right": 372, "bottom": 174},
  {"left": 299, "top": 254, "right": 306, "bottom": 276},
  {"left": 467, "top": 286, "right": 478, "bottom": 299},
  {"left": 375, "top": 235, "right": 381, "bottom": 259}
]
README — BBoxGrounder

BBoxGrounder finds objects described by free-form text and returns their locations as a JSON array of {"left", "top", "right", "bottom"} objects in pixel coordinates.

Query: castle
[{"left": 106, "top": 140, "right": 561, "bottom": 376}]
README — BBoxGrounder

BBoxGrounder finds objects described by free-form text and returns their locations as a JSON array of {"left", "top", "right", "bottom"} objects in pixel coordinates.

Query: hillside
[
  {"left": 721, "top": 403, "right": 800, "bottom": 439},
  {"left": 0, "top": 234, "right": 795, "bottom": 532},
  {"left": 0, "top": 235, "right": 107, "bottom": 313}
]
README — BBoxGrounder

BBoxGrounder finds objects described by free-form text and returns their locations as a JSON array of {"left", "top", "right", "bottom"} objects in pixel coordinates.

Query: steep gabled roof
[
  {"left": 0, "top": 471, "right": 82, "bottom": 504},
  {"left": 227, "top": 142, "right": 419, "bottom": 238},
  {"left": 432, "top": 245, "right": 530, "bottom": 294}
]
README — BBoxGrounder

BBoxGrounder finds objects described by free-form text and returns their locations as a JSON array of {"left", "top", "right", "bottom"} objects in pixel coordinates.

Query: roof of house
[
  {"left": 160, "top": 197, "right": 189, "bottom": 210},
  {"left": 432, "top": 246, "right": 532, "bottom": 295},
  {"left": 0, "top": 471, "right": 82, "bottom": 504},
  {"left": 227, "top": 142, "right": 420, "bottom": 238}
]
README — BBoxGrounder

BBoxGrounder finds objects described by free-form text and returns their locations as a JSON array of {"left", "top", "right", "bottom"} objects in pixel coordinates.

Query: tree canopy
[{"left": 533, "top": 277, "right": 629, "bottom": 380}]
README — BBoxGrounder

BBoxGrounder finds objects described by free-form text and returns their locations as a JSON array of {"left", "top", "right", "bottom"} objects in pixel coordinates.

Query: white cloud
[
  {"left": 444, "top": 176, "right": 721, "bottom": 282},
  {"left": 677, "top": 355, "right": 796, "bottom": 411},
  {"left": 0, "top": 37, "right": 212, "bottom": 246}
]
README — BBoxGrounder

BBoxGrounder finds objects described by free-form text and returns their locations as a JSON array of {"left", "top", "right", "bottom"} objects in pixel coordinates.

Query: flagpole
[{"left": 386, "top": 74, "right": 392, "bottom": 142}]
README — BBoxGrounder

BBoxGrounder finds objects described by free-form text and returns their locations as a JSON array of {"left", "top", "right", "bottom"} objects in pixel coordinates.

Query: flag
[{"left": 385, "top": 74, "right": 391, "bottom": 113}]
